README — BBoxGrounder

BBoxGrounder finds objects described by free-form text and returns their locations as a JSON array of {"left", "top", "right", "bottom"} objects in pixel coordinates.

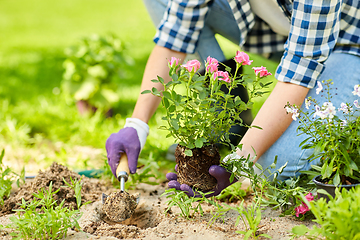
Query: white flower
[
  {"left": 354, "top": 100, "right": 360, "bottom": 108},
  {"left": 314, "top": 102, "right": 336, "bottom": 120},
  {"left": 285, "top": 106, "right": 300, "bottom": 121},
  {"left": 341, "top": 120, "right": 347, "bottom": 127},
  {"left": 292, "top": 110, "right": 300, "bottom": 121},
  {"left": 305, "top": 99, "right": 311, "bottom": 109},
  {"left": 285, "top": 106, "right": 293, "bottom": 113},
  {"left": 314, "top": 109, "right": 327, "bottom": 119},
  {"left": 338, "top": 102, "right": 351, "bottom": 114},
  {"left": 323, "top": 102, "right": 336, "bottom": 119},
  {"left": 316, "top": 81, "right": 323, "bottom": 95},
  {"left": 352, "top": 85, "right": 360, "bottom": 97}
]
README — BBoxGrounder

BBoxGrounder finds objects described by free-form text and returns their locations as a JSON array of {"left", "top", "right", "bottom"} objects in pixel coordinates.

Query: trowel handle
[{"left": 116, "top": 153, "right": 129, "bottom": 181}]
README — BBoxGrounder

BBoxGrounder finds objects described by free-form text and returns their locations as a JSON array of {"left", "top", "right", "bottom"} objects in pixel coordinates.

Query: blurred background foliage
[{"left": 0, "top": 0, "right": 277, "bottom": 177}]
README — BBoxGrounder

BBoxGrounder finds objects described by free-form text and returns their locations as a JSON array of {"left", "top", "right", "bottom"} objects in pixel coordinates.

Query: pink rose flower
[
  {"left": 295, "top": 192, "right": 314, "bottom": 217},
  {"left": 206, "top": 56, "right": 219, "bottom": 73},
  {"left": 234, "top": 51, "right": 253, "bottom": 65},
  {"left": 305, "top": 192, "right": 314, "bottom": 202},
  {"left": 213, "top": 71, "right": 230, "bottom": 83},
  {"left": 168, "top": 57, "right": 179, "bottom": 67},
  {"left": 295, "top": 204, "right": 310, "bottom": 217},
  {"left": 182, "top": 59, "right": 201, "bottom": 73},
  {"left": 252, "top": 66, "right": 272, "bottom": 78}
]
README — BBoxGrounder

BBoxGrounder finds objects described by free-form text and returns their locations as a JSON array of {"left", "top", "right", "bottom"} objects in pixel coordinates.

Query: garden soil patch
[{"left": 0, "top": 162, "right": 315, "bottom": 240}]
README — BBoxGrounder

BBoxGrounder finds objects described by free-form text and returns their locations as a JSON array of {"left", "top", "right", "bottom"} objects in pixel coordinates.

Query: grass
[{"left": 0, "top": 0, "right": 276, "bottom": 175}]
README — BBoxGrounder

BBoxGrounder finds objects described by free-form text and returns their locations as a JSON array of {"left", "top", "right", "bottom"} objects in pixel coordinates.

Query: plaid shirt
[{"left": 154, "top": 0, "right": 360, "bottom": 88}]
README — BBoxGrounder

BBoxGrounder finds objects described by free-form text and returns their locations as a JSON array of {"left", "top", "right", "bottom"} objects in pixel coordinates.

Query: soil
[
  {"left": 0, "top": 162, "right": 109, "bottom": 216},
  {"left": 0, "top": 162, "right": 315, "bottom": 240},
  {"left": 175, "top": 144, "right": 220, "bottom": 191},
  {"left": 102, "top": 191, "right": 139, "bottom": 222}
]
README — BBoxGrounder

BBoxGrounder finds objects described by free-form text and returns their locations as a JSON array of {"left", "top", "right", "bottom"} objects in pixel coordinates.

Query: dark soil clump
[
  {"left": 0, "top": 162, "right": 109, "bottom": 216},
  {"left": 175, "top": 144, "right": 220, "bottom": 191},
  {"left": 102, "top": 191, "right": 138, "bottom": 222}
]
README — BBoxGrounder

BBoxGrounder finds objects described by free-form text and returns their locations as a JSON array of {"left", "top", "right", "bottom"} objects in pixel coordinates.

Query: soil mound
[{"left": 0, "top": 162, "right": 109, "bottom": 216}]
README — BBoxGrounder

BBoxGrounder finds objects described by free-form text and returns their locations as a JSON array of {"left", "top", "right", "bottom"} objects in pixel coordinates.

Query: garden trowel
[{"left": 101, "top": 153, "right": 140, "bottom": 222}]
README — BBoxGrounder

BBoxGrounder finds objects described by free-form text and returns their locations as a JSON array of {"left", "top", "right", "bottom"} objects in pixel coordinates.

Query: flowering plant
[
  {"left": 294, "top": 192, "right": 314, "bottom": 217},
  {"left": 286, "top": 80, "right": 360, "bottom": 186},
  {"left": 142, "top": 51, "right": 272, "bottom": 155}
]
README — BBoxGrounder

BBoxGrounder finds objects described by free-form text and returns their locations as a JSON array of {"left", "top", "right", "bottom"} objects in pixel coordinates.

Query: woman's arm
[
  {"left": 237, "top": 81, "right": 309, "bottom": 161},
  {"left": 132, "top": 45, "right": 186, "bottom": 123}
]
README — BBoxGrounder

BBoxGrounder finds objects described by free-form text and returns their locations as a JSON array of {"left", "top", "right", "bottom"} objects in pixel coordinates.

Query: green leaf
[
  {"left": 168, "top": 105, "right": 176, "bottom": 113},
  {"left": 163, "top": 98, "right": 169, "bottom": 108},
  {"left": 157, "top": 76, "right": 165, "bottom": 84},
  {"left": 333, "top": 171, "right": 340, "bottom": 186},
  {"left": 291, "top": 224, "right": 309, "bottom": 236},
  {"left": 349, "top": 160, "right": 359, "bottom": 171},
  {"left": 141, "top": 90, "right": 151, "bottom": 94},
  {"left": 195, "top": 139, "right": 203, "bottom": 148},
  {"left": 171, "top": 73, "right": 178, "bottom": 81},
  {"left": 184, "top": 150, "right": 193, "bottom": 156},
  {"left": 151, "top": 87, "right": 160, "bottom": 96},
  {"left": 151, "top": 79, "right": 159, "bottom": 83},
  {"left": 170, "top": 119, "right": 179, "bottom": 130},
  {"left": 162, "top": 91, "right": 171, "bottom": 99},
  {"left": 255, "top": 163, "right": 263, "bottom": 170}
]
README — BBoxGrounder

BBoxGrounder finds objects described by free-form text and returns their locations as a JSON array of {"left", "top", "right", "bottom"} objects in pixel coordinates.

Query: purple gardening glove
[
  {"left": 166, "top": 165, "right": 237, "bottom": 198},
  {"left": 106, "top": 118, "right": 149, "bottom": 177}
]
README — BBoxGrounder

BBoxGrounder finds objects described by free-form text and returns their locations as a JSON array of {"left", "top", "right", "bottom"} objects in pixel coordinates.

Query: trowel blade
[{"left": 101, "top": 193, "right": 109, "bottom": 204}]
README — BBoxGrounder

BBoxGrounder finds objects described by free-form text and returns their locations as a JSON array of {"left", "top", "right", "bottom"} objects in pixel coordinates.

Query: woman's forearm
[
  {"left": 132, "top": 45, "right": 186, "bottom": 123},
  {"left": 238, "top": 81, "right": 309, "bottom": 161}
]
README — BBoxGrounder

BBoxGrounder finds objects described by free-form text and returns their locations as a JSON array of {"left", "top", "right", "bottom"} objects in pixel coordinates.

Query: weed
[
  {"left": 63, "top": 176, "right": 91, "bottom": 209},
  {"left": 0, "top": 149, "right": 24, "bottom": 206},
  {"left": 1, "top": 181, "right": 84, "bottom": 240},
  {"left": 161, "top": 189, "right": 212, "bottom": 219},
  {"left": 216, "top": 181, "right": 246, "bottom": 202}
]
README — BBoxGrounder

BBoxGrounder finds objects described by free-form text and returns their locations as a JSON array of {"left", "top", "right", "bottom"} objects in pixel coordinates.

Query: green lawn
[{"left": 0, "top": 0, "right": 276, "bottom": 175}]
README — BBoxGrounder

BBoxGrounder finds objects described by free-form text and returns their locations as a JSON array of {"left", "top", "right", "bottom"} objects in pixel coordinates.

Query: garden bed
[{"left": 0, "top": 163, "right": 314, "bottom": 240}]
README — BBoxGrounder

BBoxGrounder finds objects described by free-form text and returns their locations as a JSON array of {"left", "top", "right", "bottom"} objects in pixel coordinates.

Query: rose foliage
[{"left": 142, "top": 51, "right": 272, "bottom": 155}]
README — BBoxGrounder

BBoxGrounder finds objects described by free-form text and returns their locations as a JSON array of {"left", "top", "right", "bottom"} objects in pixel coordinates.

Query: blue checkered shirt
[{"left": 154, "top": 0, "right": 360, "bottom": 88}]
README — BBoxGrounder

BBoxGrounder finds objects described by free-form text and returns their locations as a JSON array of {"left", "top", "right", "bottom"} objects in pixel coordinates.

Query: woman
[{"left": 106, "top": 0, "right": 360, "bottom": 195}]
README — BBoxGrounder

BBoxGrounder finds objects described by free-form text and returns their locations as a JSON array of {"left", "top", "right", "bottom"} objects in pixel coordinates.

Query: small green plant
[
  {"left": 61, "top": 33, "right": 133, "bottom": 111},
  {"left": 291, "top": 186, "right": 360, "bottom": 240},
  {"left": 0, "top": 149, "right": 25, "bottom": 206},
  {"left": 2, "top": 181, "right": 84, "bottom": 240},
  {"left": 209, "top": 198, "right": 270, "bottom": 239},
  {"left": 231, "top": 202, "right": 270, "bottom": 240},
  {"left": 63, "top": 176, "right": 91, "bottom": 209},
  {"left": 222, "top": 151, "right": 315, "bottom": 221},
  {"left": 215, "top": 181, "right": 246, "bottom": 202},
  {"left": 161, "top": 188, "right": 211, "bottom": 219}
]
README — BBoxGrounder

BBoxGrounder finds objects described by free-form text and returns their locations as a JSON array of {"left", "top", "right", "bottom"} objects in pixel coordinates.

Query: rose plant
[
  {"left": 285, "top": 80, "right": 360, "bottom": 186},
  {"left": 142, "top": 51, "right": 272, "bottom": 191}
]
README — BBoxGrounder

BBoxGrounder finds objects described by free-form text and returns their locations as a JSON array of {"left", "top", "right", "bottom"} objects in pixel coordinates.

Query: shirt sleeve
[
  {"left": 154, "top": 0, "right": 213, "bottom": 54},
  {"left": 275, "top": 0, "right": 342, "bottom": 88}
]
